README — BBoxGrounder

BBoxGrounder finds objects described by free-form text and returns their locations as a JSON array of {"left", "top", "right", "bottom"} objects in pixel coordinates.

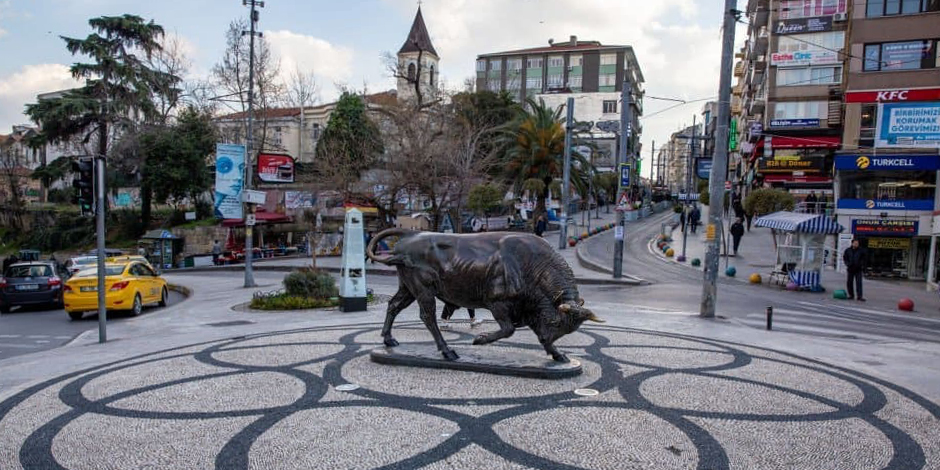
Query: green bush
[
  {"left": 283, "top": 268, "right": 339, "bottom": 299},
  {"left": 250, "top": 295, "right": 339, "bottom": 310},
  {"left": 744, "top": 188, "right": 795, "bottom": 216}
]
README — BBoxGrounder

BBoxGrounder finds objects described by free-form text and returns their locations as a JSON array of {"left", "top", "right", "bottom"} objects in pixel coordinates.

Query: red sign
[
  {"left": 845, "top": 87, "right": 940, "bottom": 103},
  {"left": 770, "top": 136, "right": 841, "bottom": 149},
  {"left": 257, "top": 154, "right": 294, "bottom": 183}
]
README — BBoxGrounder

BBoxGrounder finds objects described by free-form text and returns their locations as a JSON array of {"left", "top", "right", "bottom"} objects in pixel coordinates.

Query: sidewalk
[{"left": 659, "top": 205, "right": 940, "bottom": 312}]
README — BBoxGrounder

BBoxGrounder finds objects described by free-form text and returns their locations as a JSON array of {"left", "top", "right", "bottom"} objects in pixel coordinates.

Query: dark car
[{"left": 0, "top": 262, "right": 66, "bottom": 313}]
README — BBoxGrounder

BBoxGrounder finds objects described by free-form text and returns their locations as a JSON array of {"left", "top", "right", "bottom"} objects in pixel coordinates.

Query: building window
[
  {"left": 859, "top": 104, "right": 877, "bottom": 147},
  {"left": 773, "top": 100, "right": 828, "bottom": 120},
  {"left": 866, "top": 0, "right": 940, "bottom": 16},
  {"left": 429, "top": 65, "right": 435, "bottom": 87},
  {"left": 476, "top": 60, "right": 486, "bottom": 72},
  {"left": 507, "top": 76, "right": 522, "bottom": 90},
  {"left": 547, "top": 74, "right": 563, "bottom": 88},
  {"left": 526, "top": 58, "right": 543, "bottom": 68},
  {"left": 548, "top": 56, "right": 564, "bottom": 67},
  {"left": 779, "top": 0, "right": 848, "bottom": 18},
  {"left": 600, "top": 54, "right": 617, "bottom": 66},
  {"left": 525, "top": 76, "right": 542, "bottom": 90},
  {"left": 603, "top": 100, "right": 618, "bottom": 114},
  {"left": 407, "top": 63, "right": 416, "bottom": 81},
  {"left": 863, "top": 40, "right": 937, "bottom": 71},
  {"left": 839, "top": 170, "right": 935, "bottom": 201},
  {"left": 311, "top": 123, "right": 321, "bottom": 142},
  {"left": 273, "top": 127, "right": 283, "bottom": 147},
  {"left": 490, "top": 60, "right": 501, "bottom": 71},
  {"left": 599, "top": 73, "right": 617, "bottom": 86},
  {"left": 569, "top": 54, "right": 583, "bottom": 67},
  {"left": 506, "top": 58, "right": 523, "bottom": 70},
  {"left": 777, "top": 66, "right": 842, "bottom": 86},
  {"left": 568, "top": 75, "right": 583, "bottom": 88},
  {"left": 776, "top": 32, "right": 845, "bottom": 53},
  {"left": 488, "top": 79, "right": 501, "bottom": 91}
]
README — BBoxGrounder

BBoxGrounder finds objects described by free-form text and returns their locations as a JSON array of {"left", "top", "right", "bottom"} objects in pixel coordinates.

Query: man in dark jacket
[
  {"left": 842, "top": 239, "right": 867, "bottom": 301},
  {"left": 689, "top": 206, "right": 701, "bottom": 233},
  {"left": 534, "top": 214, "right": 547, "bottom": 237},
  {"left": 730, "top": 218, "right": 745, "bottom": 255}
]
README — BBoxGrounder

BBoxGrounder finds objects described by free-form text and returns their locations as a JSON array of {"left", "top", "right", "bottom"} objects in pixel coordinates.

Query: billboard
[
  {"left": 285, "top": 191, "right": 315, "bottom": 209},
  {"left": 874, "top": 102, "right": 940, "bottom": 148},
  {"left": 773, "top": 16, "right": 832, "bottom": 35},
  {"left": 770, "top": 50, "right": 839, "bottom": 67},
  {"left": 852, "top": 219, "right": 918, "bottom": 237},
  {"left": 257, "top": 153, "right": 295, "bottom": 183},
  {"left": 696, "top": 158, "right": 713, "bottom": 179},
  {"left": 214, "top": 143, "right": 245, "bottom": 219},
  {"left": 835, "top": 154, "right": 940, "bottom": 171}
]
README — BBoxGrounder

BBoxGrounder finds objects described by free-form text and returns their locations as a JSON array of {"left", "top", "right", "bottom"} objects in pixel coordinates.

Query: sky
[{"left": 0, "top": 0, "right": 745, "bottom": 179}]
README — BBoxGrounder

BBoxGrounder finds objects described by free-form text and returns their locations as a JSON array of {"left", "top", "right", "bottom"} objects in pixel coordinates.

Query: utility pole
[
  {"left": 242, "top": 0, "right": 264, "bottom": 288},
  {"left": 95, "top": 156, "right": 107, "bottom": 343},
  {"left": 650, "top": 140, "right": 655, "bottom": 187},
  {"left": 701, "top": 0, "right": 738, "bottom": 318},
  {"left": 613, "top": 77, "right": 632, "bottom": 278},
  {"left": 559, "top": 97, "right": 574, "bottom": 250},
  {"left": 681, "top": 116, "right": 697, "bottom": 261}
]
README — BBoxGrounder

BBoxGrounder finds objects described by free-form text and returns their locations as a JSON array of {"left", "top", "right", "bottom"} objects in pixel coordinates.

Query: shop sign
[
  {"left": 835, "top": 154, "right": 940, "bottom": 170},
  {"left": 845, "top": 87, "right": 940, "bottom": 103},
  {"left": 852, "top": 219, "right": 918, "bottom": 237},
  {"left": 866, "top": 237, "right": 911, "bottom": 249},
  {"left": 758, "top": 152, "right": 825, "bottom": 173},
  {"left": 214, "top": 143, "right": 245, "bottom": 219},
  {"left": 696, "top": 158, "right": 713, "bottom": 179},
  {"left": 874, "top": 102, "right": 940, "bottom": 148},
  {"left": 285, "top": 191, "right": 315, "bottom": 209},
  {"left": 770, "top": 50, "right": 839, "bottom": 67},
  {"left": 838, "top": 199, "right": 934, "bottom": 211},
  {"left": 748, "top": 122, "right": 763, "bottom": 140},
  {"left": 619, "top": 163, "right": 631, "bottom": 188},
  {"left": 257, "top": 153, "right": 295, "bottom": 183},
  {"left": 770, "top": 118, "right": 820, "bottom": 128},
  {"left": 773, "top": 16, "right": 833, "bottom": 35}
]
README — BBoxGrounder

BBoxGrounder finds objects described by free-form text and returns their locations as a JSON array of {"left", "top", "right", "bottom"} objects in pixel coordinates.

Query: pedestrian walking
[
  {"left": 689, "top": 205, "right": 701, "bottom": 234},
  {"left": 211, "top": 240, "right": 222, "bottom": 265},
  {"left": 733, "top": 199, "right": 745, "bottom": 220},
  {"left": 679, "top": 208, "right": 687, "bottom": 233},
  {"left": 745, "top": 210, "right": 754, "bottom": 232},
  {"left": 534, "top": 214, "right": 547, "bottom": 237},
  {"left": 842, "top": 238, "right": 867, "bottom": 301},
  {"left": 805, "top": 191, "right": 818, "bottom": 213},
  {"left": 730, "top": 218, "right": 745, "bottom": 256}
]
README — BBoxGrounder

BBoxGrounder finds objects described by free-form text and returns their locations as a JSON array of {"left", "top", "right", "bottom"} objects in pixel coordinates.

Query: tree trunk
[{"left": 39, "top": 147, "right": 48, "bottom": 204}]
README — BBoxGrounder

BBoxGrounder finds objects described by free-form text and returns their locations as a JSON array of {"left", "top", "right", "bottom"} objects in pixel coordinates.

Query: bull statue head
[
  {"left": 558, "top": 299, "right": 605, "bottom": 326},
  {"left": 531, "top": 298, "right": 604, "bottom": 362}
]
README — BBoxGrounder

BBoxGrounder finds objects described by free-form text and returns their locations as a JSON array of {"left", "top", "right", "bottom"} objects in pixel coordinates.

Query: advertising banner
[
  {"left": 866, "top": 238, "right": 911, "bottom": 249},
  {"left": 285, "top": 191, "right": 315, "bottom": 209},
  {"left": 835, "top": 154, "right": 940, "bottom": 171},
  {"left": 874, "top": 102, "right": 940, "bottom": 148},
  {"left": 696, "top": 158, "right": 713, "bottom": 179},
  {"left": 257, "top": 153, "right": 295, "bottom": 183},
  {"left": 770, "top": 118, "right": 820, "bottom": 128},
  {"left": 770, "top": 50, "right": 839, "bottom": 67},
  {"left": 773, "top": 16, "right": 832, "bottom": 35},
  {"left": 214, "top": 143, "right": 245, "bottom": 219},
  {"left": 758, "top": 153, "right": 825, "bottom": 173},
  {"left": 837, "top": 199, "right": 934, "bottom": 211},
  {"left": 879, "top": 40, "right": 933, "bottom": 71},
  {"left": 845, "top": 87, "right": 940, "bottom": 103},
  {"left": 852, "top": 219, "right": 918, "bottom": 237}
]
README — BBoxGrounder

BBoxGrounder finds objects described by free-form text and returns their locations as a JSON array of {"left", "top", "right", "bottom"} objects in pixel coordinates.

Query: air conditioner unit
[{"left": 833, "top": 12, "right": 847, "bottom": 22}]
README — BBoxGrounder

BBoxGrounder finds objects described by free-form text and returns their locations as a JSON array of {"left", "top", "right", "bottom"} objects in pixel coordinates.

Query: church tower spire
[{"left": 396, "top": 7, "right": 439, "bottom": 103}]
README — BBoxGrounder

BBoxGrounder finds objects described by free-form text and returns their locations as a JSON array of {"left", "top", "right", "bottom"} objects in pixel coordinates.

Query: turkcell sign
[
  {"left": 875, "top": 102, "right": 940, "bottom": 148},
  {"left": 770, "top": 118, "right": 820, "bottom": 128},
  {"left": 835, "top": 154, "right": 940, "bottom": 171},
  {"left": 619, "top": 163, "right": 631, "bottom": 188},
  {"left": 838, "top": 199, "right": 934, "bottom": 211}
]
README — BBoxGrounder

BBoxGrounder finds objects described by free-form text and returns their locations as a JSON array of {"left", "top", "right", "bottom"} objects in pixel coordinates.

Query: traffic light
[{"left": 72, "top": 158, "right": 95, "bottom": 217}]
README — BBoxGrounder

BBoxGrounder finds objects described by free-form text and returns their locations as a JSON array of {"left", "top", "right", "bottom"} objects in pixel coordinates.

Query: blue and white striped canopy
[{"left": 754, "top": 211, "right": 844, "bottom": 234}]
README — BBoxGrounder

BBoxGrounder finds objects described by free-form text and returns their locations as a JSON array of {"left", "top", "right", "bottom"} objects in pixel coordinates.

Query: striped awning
[{"left": 754, "top": 211, "right": 844, "bottom": 234}]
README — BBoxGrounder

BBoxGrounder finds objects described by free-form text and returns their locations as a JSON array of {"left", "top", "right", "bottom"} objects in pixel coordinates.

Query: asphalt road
[{"left": 0, "top": 290, "right": 186, "bottom": 360}]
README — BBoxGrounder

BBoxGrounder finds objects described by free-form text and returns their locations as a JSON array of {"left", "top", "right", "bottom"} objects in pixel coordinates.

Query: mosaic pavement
[{"left": 1, "top": 322, "right": 938, "bottom": 470}]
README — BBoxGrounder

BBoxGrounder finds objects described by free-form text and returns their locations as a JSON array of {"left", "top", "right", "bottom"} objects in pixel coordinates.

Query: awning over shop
[
  {"left": 222, "top": 210, "right": 292, "bottom": 227},
  {"left": 769, "top": 136, "right": 841, "bottom": 149},
  {"left": 763, "top": 175, "right": 832, "bottom": 183},
  {"left": 755, "top": 211, "right": 844, "bottom": 234}
]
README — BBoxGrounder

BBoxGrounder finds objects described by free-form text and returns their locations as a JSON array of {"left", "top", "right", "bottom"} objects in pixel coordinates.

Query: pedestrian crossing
[{"left": 734, "top": 301, "right": 940, "bottom": 343}]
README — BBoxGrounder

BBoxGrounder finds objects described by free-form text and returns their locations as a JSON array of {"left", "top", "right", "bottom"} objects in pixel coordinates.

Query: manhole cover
[
  {"left": 204, "top": 320, "right": 255, "bottom": 327},
  {"left": 335, "top": 384, "right": 360, "bottom": 392},
  {"left": 573, "top": 388, "right": 599, "bottom": 397}
]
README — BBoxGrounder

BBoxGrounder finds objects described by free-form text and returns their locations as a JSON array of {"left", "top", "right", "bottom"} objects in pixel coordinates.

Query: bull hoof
[
  {"left": 552, "top": 353, "right": 570, "bottom": 363},
  {"left": 442, "top": 349, "right": 459, "bottom": 361},
  {"left": 472, "top": 334, "right": 488, "bottom": 345},
  {"left": 383, "top": 337, "right": 400, "bottom": 347}
]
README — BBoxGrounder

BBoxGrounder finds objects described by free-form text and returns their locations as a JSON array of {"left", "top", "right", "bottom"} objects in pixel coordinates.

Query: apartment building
[{"left": 475, "top": 37, "right": 644, "bottom": 170}]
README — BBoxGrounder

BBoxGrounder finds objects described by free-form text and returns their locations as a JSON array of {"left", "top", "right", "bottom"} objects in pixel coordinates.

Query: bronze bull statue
[{"left": 366, "top": 229, "right": 603, "bottom": 362}]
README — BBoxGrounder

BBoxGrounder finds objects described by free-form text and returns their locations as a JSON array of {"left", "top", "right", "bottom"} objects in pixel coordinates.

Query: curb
[
  {"left": 574, "top": 231, "right": 648, "bottom": 285},
  {"left": 168, "top": 265, "right": 400, "bottom": 276}
]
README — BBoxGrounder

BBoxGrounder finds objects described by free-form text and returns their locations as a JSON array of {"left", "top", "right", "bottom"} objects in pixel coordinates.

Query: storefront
[
  {"left": 752, "top": 135, "right": 838, "bottom": 199},
  {"left": 835, "top": 154, "right": 939, "bottom": 280}
]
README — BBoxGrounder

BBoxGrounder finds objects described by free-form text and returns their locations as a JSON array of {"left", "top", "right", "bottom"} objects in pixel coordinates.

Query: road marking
[
  {"left": 0, "top": 334, "right": 20, "bottom": 339},
  {"left": 35, "top": 340, "right": 50, "bottom": 344},
  {"left": 27, "top": 335, "right": 50, "bottom": 339},
  {"left": 0, "top": 343, "right": 42, "bottom": 349},
  {"left": 53, "top": 336, "right": 72, "bottom": 339}
]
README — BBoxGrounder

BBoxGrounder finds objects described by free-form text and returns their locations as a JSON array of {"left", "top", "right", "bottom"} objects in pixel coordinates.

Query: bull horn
[
  {"left": 586, "top": 312, "right": 606, "bottom": 323},
  {"left": 577, "top": 297, "right": 585, "bottom": 306},
  {"left": 559, "top": 304, "right": 572, "bottom": 313}
]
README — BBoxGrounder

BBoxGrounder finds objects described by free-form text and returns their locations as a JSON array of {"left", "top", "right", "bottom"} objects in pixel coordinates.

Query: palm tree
[{"left": 499, "top": 98, "right": 592, "bottom": 221}]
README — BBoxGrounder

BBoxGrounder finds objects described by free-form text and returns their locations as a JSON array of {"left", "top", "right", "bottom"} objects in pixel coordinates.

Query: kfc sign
[{"left": 845, "top": 87, "right": 940, "bottom": 103}]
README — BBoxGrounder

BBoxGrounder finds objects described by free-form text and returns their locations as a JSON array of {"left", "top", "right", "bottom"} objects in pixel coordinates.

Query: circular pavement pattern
[{"left": 1, "top": 322, "right": 938, "bottom": 469}]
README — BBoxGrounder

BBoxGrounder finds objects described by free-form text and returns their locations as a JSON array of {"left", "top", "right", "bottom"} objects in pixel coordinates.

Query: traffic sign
[
  {"left": 619, "top": 163, "right": 631, "bottom": 188},
  {"left": 243, "top": 189, "right": 266, "bottom": 205},
  {"left": 245, "top": 214, "right": 257, "bottom": 226},
  {"left": 725, "top": 181, "right": 732, "bottom": 190}
]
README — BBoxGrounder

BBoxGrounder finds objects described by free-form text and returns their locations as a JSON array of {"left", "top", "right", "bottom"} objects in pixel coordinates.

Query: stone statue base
[{"left": 369, "top": 345, "right": 582, "bottom": 379}]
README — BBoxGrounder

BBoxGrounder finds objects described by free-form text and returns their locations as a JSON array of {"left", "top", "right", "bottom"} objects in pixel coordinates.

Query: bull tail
[{"left": 366, "top": 228, "right": 413, "bottom": 265}]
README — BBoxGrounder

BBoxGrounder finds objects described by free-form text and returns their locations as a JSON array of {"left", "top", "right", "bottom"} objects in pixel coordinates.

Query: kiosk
[
  {"left": 755, "top": 211, "right": 844, "bottom": 290},
  {"left": 339, "top": 208, "right": 367, "bottom": 312}
]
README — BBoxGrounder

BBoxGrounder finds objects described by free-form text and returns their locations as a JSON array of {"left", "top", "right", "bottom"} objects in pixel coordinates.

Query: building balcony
[{"left": 734, "top": 61, "right": 745, "bottom": 77}]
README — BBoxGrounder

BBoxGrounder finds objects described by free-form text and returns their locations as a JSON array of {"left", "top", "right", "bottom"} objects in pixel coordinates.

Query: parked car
[
  {"left": 0, "top": 262, "right": 66, "bottom": 313},
  {"left": 64, "top": 261, "right": 168, "bottom": 320},
  {"left": 65, "top": 256, "right": 100, "bottom": 276}
]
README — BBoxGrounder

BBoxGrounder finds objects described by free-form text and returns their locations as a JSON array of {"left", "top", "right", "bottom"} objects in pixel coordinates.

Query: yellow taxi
[{"left": 63, "top": 261, "right": 168, "bottom": 320}]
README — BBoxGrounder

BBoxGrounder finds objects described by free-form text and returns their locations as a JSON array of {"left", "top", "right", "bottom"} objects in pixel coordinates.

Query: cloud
[
  {"left": 0, "top": 63, "right": 82, "bottom": 130},
  {"left": 264, "top": 30, "right": 354, "bottom": 100},
  {"left": 0, "top": 27, "right": 7, "bottom": 39}
]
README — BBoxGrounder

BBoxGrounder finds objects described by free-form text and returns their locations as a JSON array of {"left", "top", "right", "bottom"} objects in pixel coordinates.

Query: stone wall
[{"left": 171, "top": 225, "right": 230, "bottom": 256}]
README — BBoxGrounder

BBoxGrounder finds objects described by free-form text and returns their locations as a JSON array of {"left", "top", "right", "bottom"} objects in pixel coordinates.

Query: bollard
[{"left": 766, "top": 306, "right": 773, "bottom": 330}]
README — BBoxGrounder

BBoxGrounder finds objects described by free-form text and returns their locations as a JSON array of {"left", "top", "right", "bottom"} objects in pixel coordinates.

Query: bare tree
[
  {"left": 0, "top": 140, "right": 28, "bottom": 226},
  {"left": 148, "top": 33, "right": 191, "bottom": 124}
]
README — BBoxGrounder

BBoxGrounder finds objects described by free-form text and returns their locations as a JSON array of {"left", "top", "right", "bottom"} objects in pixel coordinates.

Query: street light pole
[
  {"left": 559, "top": 97, "right": 574, "bottom": 250},
  {"left": 701, "top": 0, "right": 738, "bottom": 318},
  {"left": 242, "top": 0, "right": 264, "bottom": 288},
  {"left": 613, "top": 77, "right": 632, "bottom": 278}
]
